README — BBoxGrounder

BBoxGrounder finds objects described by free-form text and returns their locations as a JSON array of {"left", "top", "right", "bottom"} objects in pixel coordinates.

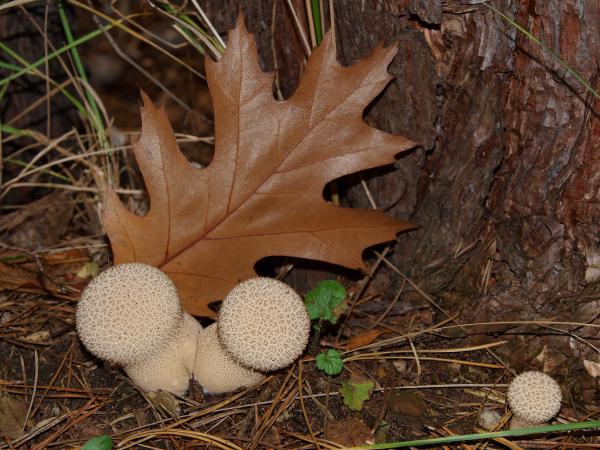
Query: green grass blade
[
  {"left": 0, "top": 39, "right": 92, "bottom": 121},
  {"left": 0, "top": 40, "right": 93, "bottom": 121},
  {"left": 0, "top": 254, "right": 29, "bottom": 263},
  {"left": 311, "top": 0, "right": 322, "bottom": 45},
  {"left": 0, "top": 80, "right": 8, "bottom": 103},
  {"left": 174, "top": 24, "right": 206, "bottom": 55},
  {"left": 0, "top": 60, "right": 23, "bottom": 72},
  {"left": 0, "top": 22, "right": 114, "bottom": 89},
  {"left": 4, "top": 157, "right": 71, "bottom": 183},
  {"left": 361, "top": 420, "right": 600, "bottom": 449},
  {"left": 57, "top": 0, "right": 106, "bottom": 141},
  {"left": 1, "top": 124, "right": 33, "bottom": 138},
  {"left": 484, "top": 2, "right": 600, "bottom": 100},
  {"left": 159, "top": 2, "right": 224, "bottom": 56},
  {"left": 67, "top": 0, "right": 205, "bottom": 79}
]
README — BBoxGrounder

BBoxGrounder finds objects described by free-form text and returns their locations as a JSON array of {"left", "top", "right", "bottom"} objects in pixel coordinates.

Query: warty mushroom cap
[
  {"left": 507, "top": 371, "right": 562, "bottom": 424},
  {"left": 194, "top": 323, "right": 265, "bottom": 394},
  {"left": 217, "top": 277, "right": 310, "bottom": 372},
  {"left": 76, "top": 263, "right": 183, "bottom": 366},
  {"left": 76, "top": 263, "right": 202, "bottom": 395}
]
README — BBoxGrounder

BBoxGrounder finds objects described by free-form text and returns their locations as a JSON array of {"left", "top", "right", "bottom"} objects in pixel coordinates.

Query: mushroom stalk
[
  {"left": 125, "top": 312, "right": 201, "bottom": 394},
  {"left": 194, "top": 324, "right": 265, "bottom": 394}
]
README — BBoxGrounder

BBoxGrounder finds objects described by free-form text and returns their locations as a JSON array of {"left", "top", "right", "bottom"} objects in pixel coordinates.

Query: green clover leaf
[{"left": 315, "top": 349, "right": 343, "bottom": 375}]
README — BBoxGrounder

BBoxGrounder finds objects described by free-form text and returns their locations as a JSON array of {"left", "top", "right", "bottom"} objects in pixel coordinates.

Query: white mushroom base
[
  {"left": 194, "top": 323, "right": 265, "bottom": 394},
  {"left": 125, "top": 313, "right": 201, "bottom": 396}
]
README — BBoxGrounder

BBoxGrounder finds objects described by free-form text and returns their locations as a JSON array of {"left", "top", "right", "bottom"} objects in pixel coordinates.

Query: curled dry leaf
[
  {"left": 345, "top": 328, "right": 385, "bottom": 351},
  {"left": 103, "top": 17, "right": 416, "bottom": 316}
]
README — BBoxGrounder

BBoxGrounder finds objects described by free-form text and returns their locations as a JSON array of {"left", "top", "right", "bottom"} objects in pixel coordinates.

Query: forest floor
[
  {"left": 2, "top": 2, "right": 600, "bottom": 449},
  {"left": 2, "top": 250, "right": 600, "bottom": 449}
]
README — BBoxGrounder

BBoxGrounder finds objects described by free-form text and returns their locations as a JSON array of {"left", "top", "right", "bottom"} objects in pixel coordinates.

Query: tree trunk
[{"left": 202, "top": 1, "right": 600, "bottom": 371}]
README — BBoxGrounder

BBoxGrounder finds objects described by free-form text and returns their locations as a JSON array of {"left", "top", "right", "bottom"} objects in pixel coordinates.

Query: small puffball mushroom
[
  {"left": 194, "top": 324, "right": 265, "bottom": 394},
  {"left": 76, "top": 263, "right": 201, "bottom": 395},
  {"left": 192, "top": 277, "right": 310, "bottom": 394},
  {"left": 218, "top": 277, "right": 310, "bottom": 372},
  {"left": 507, "top": 371, "right": 562, "bottom": 428}
]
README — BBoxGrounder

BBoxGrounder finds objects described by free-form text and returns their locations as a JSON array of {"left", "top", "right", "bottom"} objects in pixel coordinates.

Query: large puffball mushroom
[
  {"left": 507, "top": 371, "right": 562, "bottom": 428},
  {"left": 218, "top": 277, "right": 310, "bottom": 372},
  {"left": 194, "top": 324, "right": 265, "bottom": 394},
  {"left": 76, "top": 263, "right": 201, "bottom": 396},
  {"left": 192, "top": 277, "right": 310, "bottom": 394}
]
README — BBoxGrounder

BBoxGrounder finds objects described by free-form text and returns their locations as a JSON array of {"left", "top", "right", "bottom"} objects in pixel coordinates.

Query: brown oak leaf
[{"left": 102, "top": 18, "right": 416, "bottom": 316}]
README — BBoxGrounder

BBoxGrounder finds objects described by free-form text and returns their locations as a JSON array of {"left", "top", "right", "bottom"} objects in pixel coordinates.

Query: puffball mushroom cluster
[{"left": 76, "top": 263, "right": 310, "bottom": 395}]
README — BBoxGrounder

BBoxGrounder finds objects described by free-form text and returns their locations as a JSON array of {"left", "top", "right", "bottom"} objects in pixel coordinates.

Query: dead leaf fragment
[
  {"left": 584, "top": 359, "right": 600, "bottom": 378},
  {"left": 0, "top": 192, "right": 73, "bottom": 250},
  {"left": 477, "top": 408, "right": 502, "bottom": 431},
  {"left": 325, "top": 417, "right": 373, "bottom": 447},
  {"left": 392, "top": 359, "right": 408, "bottom": 373},
  {"left": 76, "top": 262, "right": 99, "bottom": 279},
  {"left": 0, "top": 395, "right": 28, "bottom": 439},
  {"left": 345, "top": 328, "right": 385, "bottom": 350},
  {"left": 22, "top": 330, "right": 50, "bottom": 344},
  {"left": 0, "top": 252, "right": 81, "bottom": 301},
  {"left": 390, "top": 391, "right": 426, "bottom": 417},
  {"left": 0, "top": 261, "right": 44, "bottom": 293},
  {"left": 146, "top": 391, "right": 180, "bottom": 416},
  {"left": 102, "top": 17, "right": 416, "bottom": 316}
]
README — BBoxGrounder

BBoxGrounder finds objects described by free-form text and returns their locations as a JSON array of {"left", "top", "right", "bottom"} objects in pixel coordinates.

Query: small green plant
[
  {"left": 304, "top": 280, "right": 346, "bottom": 326},
  {"left": 315, "top": 348, "right": 344, "bottom": 376},
  {"left": 81, "top": 435, "right": 113, "bottom": 450},
  {"left": 340, "top": 378, "right": 375, "bottom": 411},
  {"left": 305, "top": 280, "right": 347, "bottom": 375}
]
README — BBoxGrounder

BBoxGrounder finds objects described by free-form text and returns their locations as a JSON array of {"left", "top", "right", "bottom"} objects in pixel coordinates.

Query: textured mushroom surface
[
  {"left": 76, "top": 263, "right": 183, "bottom": 365},
  {"left": 508, "top": 416, "right": 539, "bottom": 430},
  {"left": 218, "top": 277, "right": 310, "bottom": 372},
  {"left": 125, "top": 312, "right": 201, "bottom": 395},
  {"left": 507, "top": 371, "right": 562, "bottom": 424},
  {"left": 76, "top": 263, "right": 206, "bottom": 395},
  {"left": 194, "top": 323, "right": 265, "bottom": 394}
]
